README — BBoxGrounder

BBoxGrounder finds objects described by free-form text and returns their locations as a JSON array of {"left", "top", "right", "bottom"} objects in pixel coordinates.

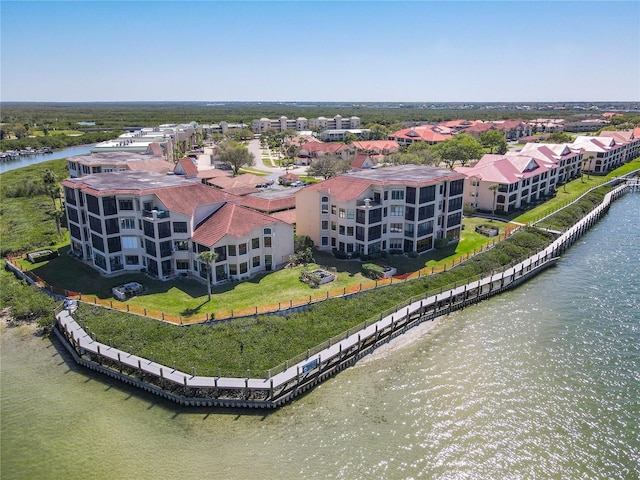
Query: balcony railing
[{"left": 143, "top": 209, "right": 170, "bottom": 220}]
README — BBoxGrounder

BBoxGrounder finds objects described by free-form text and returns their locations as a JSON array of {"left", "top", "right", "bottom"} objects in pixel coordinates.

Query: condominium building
[
  {"left": 61, "top": 171, "right": 294, "bottom": 284},
  {"left": 455, "top": 143, "right": 583, "bottom": 213},
  {"left": 296, "top": 165, "right": 466, "bottom": 255},
  {"left": 572, "top": 135, "right": 626, "bottom": 173},
  {"left": 66, "top": 149, "right": 173, "bottom": 178},
  {"left": 251, "top": 115, "right": 361, "bottom": 134}
]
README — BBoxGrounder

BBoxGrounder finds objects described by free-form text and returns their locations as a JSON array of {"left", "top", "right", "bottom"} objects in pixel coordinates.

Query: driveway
[{"left": 247, "top": 139, "right": 310, "bottom": 181}]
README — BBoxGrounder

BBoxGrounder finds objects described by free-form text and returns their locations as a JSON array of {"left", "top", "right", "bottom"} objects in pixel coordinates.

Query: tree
[
  {"left": 479, "top": 130, "right": 507, "bottom": 153},
  {"left": 343, "top": 132, "right": 358, "bottom": 144},
  {"left": 218, "top": 142, "right": 255, "bottom": 175},
  {"left": 197, "top": 251, "right": 218, "bottom": 302},
  {"left": 434, "top": 133, "right": 484, "bottom": 168},
  {"left": 545, "top": 132, "right": 573, "bottom": 144},
  {"left": 488, "top": 184, "right": 499, "bottom": 218},
  {"left": 582, "top": 155, "right": 593, "bottom": 181},
  {"left": 307, "top": 155, "right": 351, "bottom": 179},
  {"left": 41, "top": 168, "right": 61, "bottom": 208},
  {"left": 406, "top": 142, "right": 441, "bottom": 166},
  {"left": 229, "top": 128, "right": 254, "bottom": 142}
]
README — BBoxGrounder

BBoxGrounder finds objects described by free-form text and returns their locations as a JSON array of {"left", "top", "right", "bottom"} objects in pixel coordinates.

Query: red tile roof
[
  {"left": 351, "top": 140, "right": 400, "bottom": 153},
  {"left": 351, "top": 153, "right": 372, "bottom": 169},
  {"left": 279, "top": 173, "right": 300, "bottom": 180},
  {"left": 270, "top": 209, "right": 297, "bottom": 225},
  {"left": 206, "top": 173, "right": 266, "bottom": 190},
  {"left": 191, "top": 203, "right": 282, "bottom": 247},
  {"left": 456, "top": 154, "right": 552, "bottom": 184},
  {"left": 154, "top": 183, "right": 233, "bottom": 216},
  {"left": 389, "top": 125, "right": 452, "bottom": 143},
  {"left": 301, "top": 175, "right": 373, "bottom": 202},
  {"left": 299, "top": 142, "right": 351, "bottom": 155},
  {"left": 238, "top": 194, "right": 296, "bottom": 213},
  {"left": 175, "top": 157, "right": 199, "bottom": 177}
]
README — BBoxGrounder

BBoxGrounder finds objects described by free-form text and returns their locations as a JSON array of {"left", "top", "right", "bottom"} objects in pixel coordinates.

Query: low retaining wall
[{"left": 53, "top": 182, "right": 633, "bottom": 409}]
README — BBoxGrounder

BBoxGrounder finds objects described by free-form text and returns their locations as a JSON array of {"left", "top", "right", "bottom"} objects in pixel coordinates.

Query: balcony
[{"left": 143, "top": 209, "right": 170, "bottom": 220}]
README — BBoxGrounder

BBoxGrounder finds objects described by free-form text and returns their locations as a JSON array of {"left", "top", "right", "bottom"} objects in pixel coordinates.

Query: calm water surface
[
  {"left": 2, "top": 194, "right": 639, "bottom": 480},
  {"left": 0, "top": 144, "right": 95, "bottom": 174}
]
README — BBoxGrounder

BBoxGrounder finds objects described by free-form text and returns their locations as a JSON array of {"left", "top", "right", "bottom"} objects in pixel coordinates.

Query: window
[
  {"left": 89, "top": 215, "right": 102, "bottom": 234},
  {"left": 229, "top": 264, "right": 237, "bottom": 276},
  {"left": 239, "top": 243, "right": 247, "bottom": 255},
  {"left": 65, "top": 188, "right": 77, "bottom": 206},
  {"left": 369, "top": 208, "right": 382, "bottom": 223},
  {"left": 143, "top": 220, "right": 155, "bottom": 238},
  {"left": 417, "top": 221, "right": 433, "bottom": 237},
  {"left": 67, "top": 207, "right": 79, "bottom": 224},
  {"left": 125, "top": 255, "right": 139, "bottom": 265},
  {"left": 389, "top": 239, "right": 403, "bottom": 249},
  {"left": 252, "top": 256, "right": 260, "bottom": 267},
  {"left": 157, "top": 222, "right": 171, "bottom": 239},
  {"left": 356, "top": 209, "right": 366, "bottom": 224},
  {"left": 404, "top": 223, "right": 415, "bottom": 237},
  {"left": 91, "top": 233, "right": 104, "bottom": 252},
  {"left": 449, "top": 179, "right": 464, "bottom": 196},
  {"left": 228, "top": 245, "right": 236, "bottom": 256},
  {"left": 121, "top": 218, "right": 136, "bottom": 230},
  {"left": 339, "top": 225, "right": 345, "bottom": 235},
  {"left": 159, "top": 241, "right": 172, "bottom": 258},
  {"left": 105, "top": 218, "right": 119, "bottom": 235},
  {"left": 406, "top": 187, "right": 416, "bottom": 204},
  {"left": 347, "top": 226, "right": 354, "bottom": 236},
  {"left": 263, "top": 227, "right": 272, "bottom": 235},
  {"left": 339, "top": 208, "right": 346, "bottom": 218},
  {"left": 390, "top": 206, "right": 403, "bottom": 217},
  {"left": 447, "top": 212, "right": 462, "bottom": 227},
  {"left": 356, "top": 226, "right": 365, "bottom": 241},
  {"left": 405, "top": 206, "right": 415, "bottom": 221},
  {"left": 330, "top": 221, "right": 336, "bottom": 231},
  {"left": 321, "top": 236, "right": 329, "bottom": 246},
  {"left": 121, "top": 236, "right": 138, "bottom": 249},
  {"left": 390, "top": 223, "right": 403, "bottom": 233},
  {"left": 448, "top": 197, "right": 463, "bottom": 211},
  {"left": 321, "top": 196, "right": 329, "bottom": 203},
  {"left": 346, "top": 209, "right": 355, "bottom": 219},
  {"left": 240, "top": 262, "right": 248, "bottom": 274},
  {"left": 86, "top": 195, "right": 100, "bottom": 215},
  {"left": 93, "top": 253, "right": 106, "bottom": 270},
  {"left": 70, "top": 224, "right": 81, "bottom": 240},
  {"left": 102, "top": 196, "right": 117, "bottom": 216},
  {"left": 176, "top": 260, "right": 189, "bottom": 270},
  {"left": 118, "top": 199, "right": 133, "bottom": 211},
  {"left": 173, "top": 221, "right": 188, "bottom": 233},
  {"left": 417, "top": 237, "right": 433, "bottom": 253},
  {"left": 391, "top": 189, "right": 404, "bottom": 200},
  {"left": 145, "top": 239, "right": 157, "bottom": 256},
  {"left": 331, "top": 205, "right": 337, "bottom": 215},
  {"left": 252, "top": 237, "right": 260, "bottom": 249},
  {"left": 321, "top": 203, "right": 329, "bottom": 214},
  {"left": 174, "top": 240, "right": 189, "bottom": 251},
  {"left": 418, "top": 204, "right": 434, "bottom": 220},
  {"left": 321, "top": 220, "right": 329, "bottom": 230},
  {"left": 107, "top": 237, "right": 122, "bottom": 253},
  {"left": 264, "top": 236, "right": 272, "bottom": 247},
  {"left": 368, "top": 225, "right": 381, "bottom": 240}
]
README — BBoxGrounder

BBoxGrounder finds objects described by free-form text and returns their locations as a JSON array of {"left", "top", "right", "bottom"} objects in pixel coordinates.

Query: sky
[{"left": 1, "top": 1, "right": 639, "bottom": 102}]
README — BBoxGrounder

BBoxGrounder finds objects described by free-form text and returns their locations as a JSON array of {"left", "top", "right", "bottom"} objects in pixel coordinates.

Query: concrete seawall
[{"left": 53, "top": 181, "right": 634, "bottom": 409}]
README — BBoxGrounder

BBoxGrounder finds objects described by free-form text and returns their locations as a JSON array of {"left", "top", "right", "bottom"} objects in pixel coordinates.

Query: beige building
[
  {"left": 61, "top": 171, "right": 294, "bottom": 283},
  {"left": 296, "top": 165, "right": 466, "bottom": 256}
]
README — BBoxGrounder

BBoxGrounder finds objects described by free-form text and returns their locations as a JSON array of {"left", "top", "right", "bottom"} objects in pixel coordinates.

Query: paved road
[{"left": 247, "top": 139, "right": 309, "bottom": 182}]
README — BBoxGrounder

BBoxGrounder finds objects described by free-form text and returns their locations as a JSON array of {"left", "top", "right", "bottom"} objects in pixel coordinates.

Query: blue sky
[{"left": 2, "top": 1, "right": 639, "bottom": 102}]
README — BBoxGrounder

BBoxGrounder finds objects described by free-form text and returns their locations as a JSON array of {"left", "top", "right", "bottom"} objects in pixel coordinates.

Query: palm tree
[
  {"left": 582, "top": 156, "right": 593, "bottom": 181},
  {"left": 197, "top": 251, "right": 218, "bottom": 302},
  {"left": 488, "top": 184, "right": 499, "bottom": 219}
]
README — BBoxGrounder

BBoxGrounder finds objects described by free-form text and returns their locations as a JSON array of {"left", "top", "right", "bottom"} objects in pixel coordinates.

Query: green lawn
[{"left": 22, "top": 215, "right": 509, "bottom": 319}]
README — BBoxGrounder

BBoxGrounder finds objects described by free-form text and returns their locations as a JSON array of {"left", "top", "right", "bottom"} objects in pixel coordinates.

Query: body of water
[
  {"left": 2, "top": 194, "right": 638, "bottom": 480},
  {"left": 0, "top": 144, "right": 95, "bottom": 174}
]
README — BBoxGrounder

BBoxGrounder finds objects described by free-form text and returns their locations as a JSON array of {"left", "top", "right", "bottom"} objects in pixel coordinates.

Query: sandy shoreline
[{"left": 360, "top": 315, "right": 443, "bottom": 363}]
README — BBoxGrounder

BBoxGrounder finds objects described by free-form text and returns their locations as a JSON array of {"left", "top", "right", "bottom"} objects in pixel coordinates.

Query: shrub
[{"left": 362, "top": 263, "right": 384, "bottom": 280}]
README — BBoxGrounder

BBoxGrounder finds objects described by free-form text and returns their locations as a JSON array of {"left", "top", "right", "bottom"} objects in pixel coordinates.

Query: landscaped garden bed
[{"left": 475, "top": 224, "right": 499, "bottom": 237}]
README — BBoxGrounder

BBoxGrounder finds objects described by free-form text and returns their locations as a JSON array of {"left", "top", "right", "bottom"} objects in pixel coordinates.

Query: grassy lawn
[
  {"left": 238, "top": 167, "right": 272, "bottom": 176},
  {"left": 31, "top": 129, "right": 83, "bottom": 136},
  {"left": 21, "top": 216, "right": 510, "bottom": 319}
]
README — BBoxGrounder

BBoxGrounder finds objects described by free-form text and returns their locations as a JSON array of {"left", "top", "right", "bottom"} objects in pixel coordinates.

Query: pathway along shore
[{"left": 48, "top": 180, "right": 638, "bottom": 409}]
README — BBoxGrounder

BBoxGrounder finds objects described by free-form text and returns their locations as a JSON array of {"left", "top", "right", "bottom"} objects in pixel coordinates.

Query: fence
[{"left": 4, "top": 228, "right": 515, "bottom": 325}]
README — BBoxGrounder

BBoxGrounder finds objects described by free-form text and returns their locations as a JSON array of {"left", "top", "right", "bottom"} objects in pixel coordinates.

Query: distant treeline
[
  {"left": 0, "top": 102, "right": 609, "bottom": 131},
  {"left": 0, "top": 131, "right": 122, "bottom": 152}
]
